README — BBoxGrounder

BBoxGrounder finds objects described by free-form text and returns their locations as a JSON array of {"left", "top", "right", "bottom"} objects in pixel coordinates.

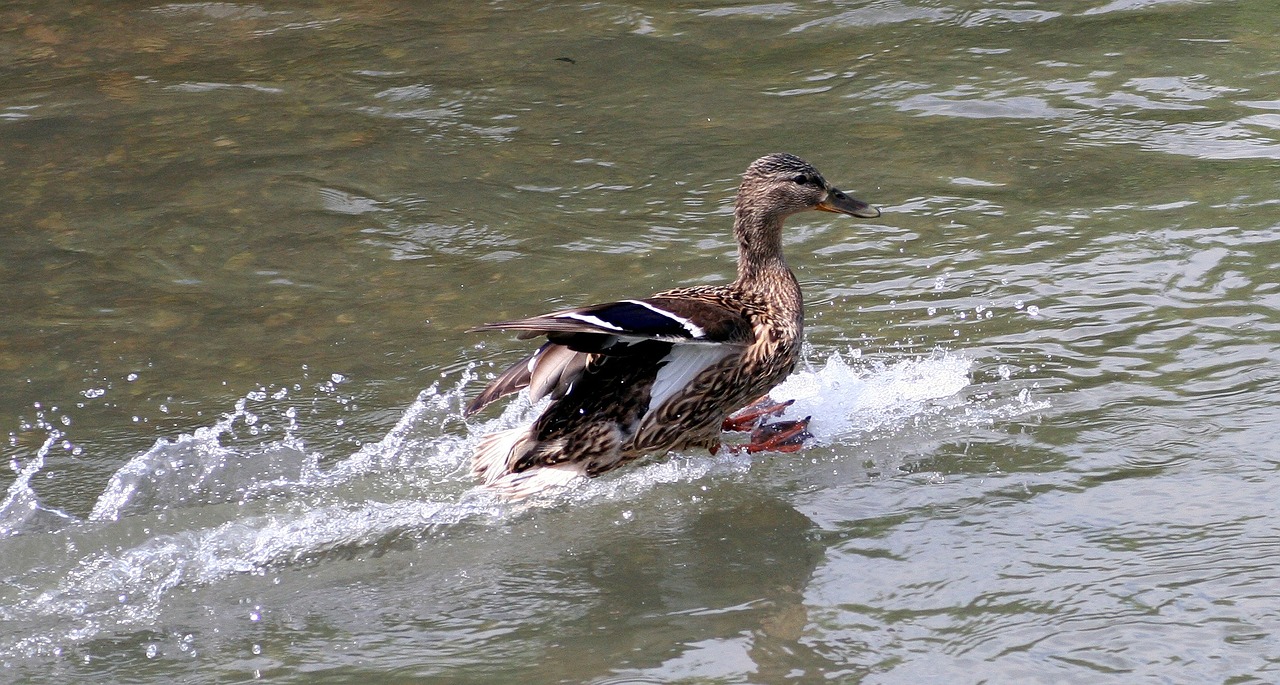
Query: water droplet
[
  {"left": 252, "top": 644, "right": 262, "bottom": 655},
  {"left": 998, "top": 364, "right": 1012, "bottom": 380},
  {"left": 331, "top": 373, "right": 346, "bottom": 384},
  {"left": 927, "top": 307, "right": 937, "bottom": 316},
  {"left": 145, "top": 644, "right": 158, "bottom": 659},
  {"left": 60, "top": 415, "right": 71, "bottom": 426},
  {"left": 1026, "top": 305, "right": 1040, "bottom": 317},
  {"left": 126, "top": 373, "right": 138, "bottom": 382}
]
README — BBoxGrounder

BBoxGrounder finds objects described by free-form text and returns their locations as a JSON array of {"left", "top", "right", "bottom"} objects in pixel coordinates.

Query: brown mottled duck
[{"left": 465, "top": 153, "right": 881, "bottom": 497}]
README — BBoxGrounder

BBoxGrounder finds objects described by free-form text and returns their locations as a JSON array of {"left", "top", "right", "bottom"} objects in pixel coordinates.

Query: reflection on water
[{"left": 3, "top": 0, "right": 1279, "bottom": 682}]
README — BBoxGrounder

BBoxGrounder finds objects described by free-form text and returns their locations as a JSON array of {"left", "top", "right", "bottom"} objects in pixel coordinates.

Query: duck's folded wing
[
  {"left": 470, "top": 297, "right": 753, "bottom": 349},
  {"left": 465, "top": 342, "right": 587, "bottom": 417},
  {"left": 465, "top": 297, "right": 753, "bottom": 416}
]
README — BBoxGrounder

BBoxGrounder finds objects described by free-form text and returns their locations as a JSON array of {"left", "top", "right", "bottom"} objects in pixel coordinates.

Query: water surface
[{"left": 2, "top": 0, "right": 1279, "bottom": 682}]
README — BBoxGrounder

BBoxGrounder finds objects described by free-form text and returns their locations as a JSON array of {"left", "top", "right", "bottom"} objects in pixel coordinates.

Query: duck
[{"left": 464, "top": 153, "right": 881, "bottom": 497}]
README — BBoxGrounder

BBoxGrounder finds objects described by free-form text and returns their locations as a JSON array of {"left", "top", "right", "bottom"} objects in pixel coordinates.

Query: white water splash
[
  {"left": 770, "top": 350, "right": 974, "bottom": 440},
  {"left": 0, "top": 349, "right": 1046, "bottom": 659},
  {"left": 1, "top": 433, "right": 74, "bottom": 540}
]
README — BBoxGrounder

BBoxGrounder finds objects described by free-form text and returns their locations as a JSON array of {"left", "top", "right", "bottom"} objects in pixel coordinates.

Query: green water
[{"left": 2, "top": 1, "right": 1279, "bottom": 682}]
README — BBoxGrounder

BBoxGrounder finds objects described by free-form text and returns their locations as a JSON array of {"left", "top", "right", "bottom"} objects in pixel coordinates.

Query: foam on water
[
  {"left": 0, "top": 349, "right": 1045, "bottom": 660},
  {"left": 770, "top": 350, "right": 975, "bottom": 440}
]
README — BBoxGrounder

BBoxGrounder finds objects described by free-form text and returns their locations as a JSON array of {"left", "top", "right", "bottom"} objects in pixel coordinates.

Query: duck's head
[{"left": 737, "top": 152, "right": 880, "bottom": 220}]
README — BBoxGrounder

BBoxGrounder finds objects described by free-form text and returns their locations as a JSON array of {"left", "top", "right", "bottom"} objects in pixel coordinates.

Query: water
[{"left": 2, "top": 0, "right": 1278, "bottom": 682}]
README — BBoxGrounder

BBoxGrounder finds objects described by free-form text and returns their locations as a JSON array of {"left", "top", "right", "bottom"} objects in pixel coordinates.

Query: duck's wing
[
  {"left": 465, "top": 296, "right": 753, "bottom": 416},
  {"left": 471, "top": 297, "right": 753, "bottom": 349},
  {"left": 465, "top": 342, "right": 586, "bottom": 417}
]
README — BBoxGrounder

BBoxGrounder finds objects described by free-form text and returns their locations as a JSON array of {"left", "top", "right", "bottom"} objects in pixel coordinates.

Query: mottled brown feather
[{"left": 466, "top": 153, "right": 879, "bottom": 496}]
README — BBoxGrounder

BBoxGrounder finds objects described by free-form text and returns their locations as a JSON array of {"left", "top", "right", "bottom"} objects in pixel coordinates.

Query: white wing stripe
[
  {"left": 624, "top": 299, "right": 707, "bottom": 339},
  {"left": 557, "top": 312, "right": 625, "bottom": 331}
]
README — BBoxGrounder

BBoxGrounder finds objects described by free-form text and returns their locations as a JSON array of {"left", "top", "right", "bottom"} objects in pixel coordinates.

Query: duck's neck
[{"left": 731, "top": 206, "right": 800, "bottom": 302}]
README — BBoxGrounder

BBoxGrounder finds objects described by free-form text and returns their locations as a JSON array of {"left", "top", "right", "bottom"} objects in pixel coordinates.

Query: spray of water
[{"left": 0, "top": 349, "right": 1045, "bottom": 659}]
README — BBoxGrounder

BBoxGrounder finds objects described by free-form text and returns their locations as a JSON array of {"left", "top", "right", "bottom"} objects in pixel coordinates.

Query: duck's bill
[{"left": 818, "top": 187, "right": 881, "bottom": 218}]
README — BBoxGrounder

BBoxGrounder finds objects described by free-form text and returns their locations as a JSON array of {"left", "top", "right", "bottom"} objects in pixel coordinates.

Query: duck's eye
[{"left": 792, "top": 174, "right": 811, "bottom": 186}]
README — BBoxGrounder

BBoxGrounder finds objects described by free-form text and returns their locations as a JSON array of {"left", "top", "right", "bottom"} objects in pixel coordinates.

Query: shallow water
[{"left": 2, "top": 0, "right": 1279, "bottom": 682}]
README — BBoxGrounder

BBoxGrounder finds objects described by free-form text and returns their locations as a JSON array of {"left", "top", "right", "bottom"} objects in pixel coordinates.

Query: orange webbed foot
[
  {"left": 743, "top": 416, "right": 813, "bottom": 454},
  {"left": 722, "top": 396, "right": 795, "bottom": 432}
]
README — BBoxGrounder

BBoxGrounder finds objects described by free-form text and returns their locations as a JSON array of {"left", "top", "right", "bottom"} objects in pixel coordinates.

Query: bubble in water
[
  {"left": 1026, "top": 305, "right": 1041, "bottom": 317},
  {"left": 998, "top": 364, "right": 1012, "bottom": 380},
  {"left": 927, "top": 307, "right": 937, "bottom": 316},
  {"left": 83, "top": 388, "right": 106, "bottom": 399},
  {"left": 145, "top": 644, "right": 158, "bottom": 659},
  {"left": 331, "top": 373, "right": 346, "bottom": 384},
  {"left": 126, "top": 373, "right": 138, "bottom": 382}
]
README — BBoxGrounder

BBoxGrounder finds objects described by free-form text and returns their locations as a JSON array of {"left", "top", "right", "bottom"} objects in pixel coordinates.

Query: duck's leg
[
  {"left": 743, "top": 416, "right": 812, "bottom": 454},
  {"left": 722, "top": 396, "right": 795, "bottom": 432}
]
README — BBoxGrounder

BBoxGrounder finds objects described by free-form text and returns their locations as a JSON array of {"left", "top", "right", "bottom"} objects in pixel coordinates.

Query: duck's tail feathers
[
  {"left": 485, "top": 462, "right": 587, "bottom": 500},
  {"left": 471, "top": 427, "right": 587, "bottom": 499},
  {"left": 471, "top": 426, "right": 537, "bottom": 486}
]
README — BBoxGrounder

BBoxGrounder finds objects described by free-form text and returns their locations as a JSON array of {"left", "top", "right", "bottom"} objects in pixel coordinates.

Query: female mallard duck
[{"left": 465, "top": 153, "right": 880, "bottom": 497}]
